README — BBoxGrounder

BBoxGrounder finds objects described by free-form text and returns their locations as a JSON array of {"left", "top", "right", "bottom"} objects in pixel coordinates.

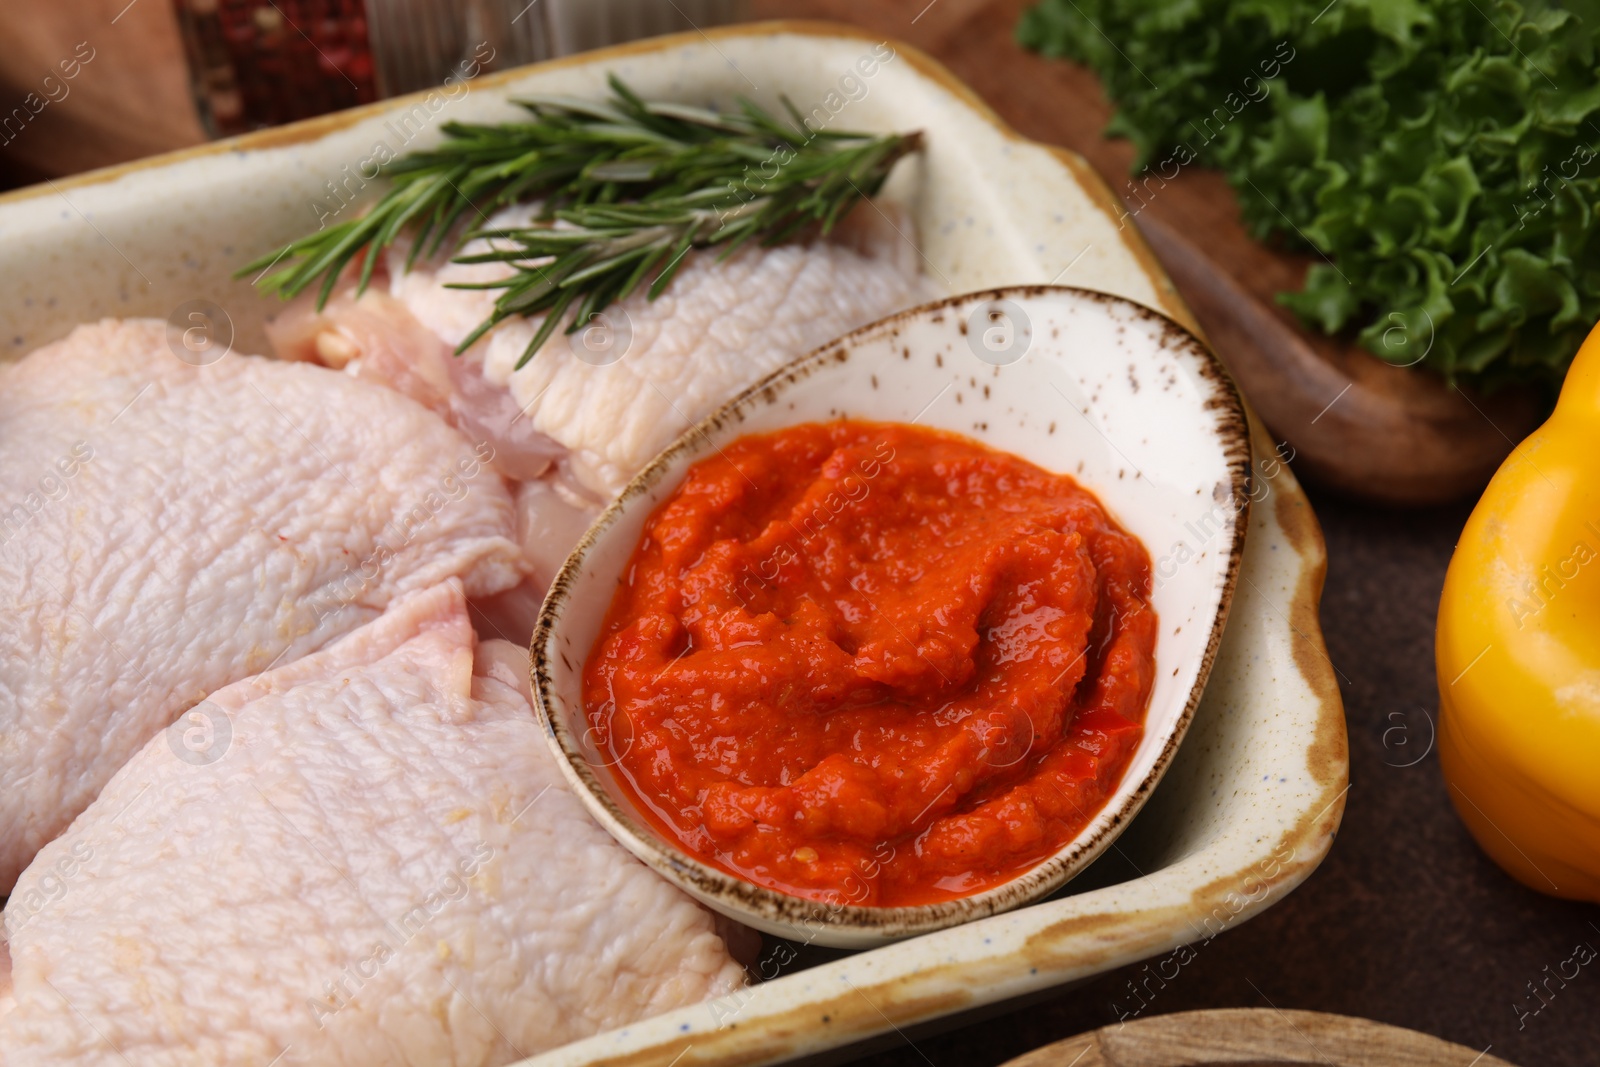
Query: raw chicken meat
[
  {"left": 0, "top": 319, "right": 526, "bottom": 892},
  {"left": 0, "top": 580, "right": 747, "bottom": 1066},
  {"left": 470, "top": 478, "right": 602, "bottom": 642},
  {"left": 264, "top": 205, "right": 930, "bottom": 643},
  {"left": 416, "top": 206, "right": 930, "bottom": 499},
  {"left": 264, "top": 286, "right": 568, "bottom": 484},
  {"left": 266, "top": 203, "right": 931, "bottom": 601}
]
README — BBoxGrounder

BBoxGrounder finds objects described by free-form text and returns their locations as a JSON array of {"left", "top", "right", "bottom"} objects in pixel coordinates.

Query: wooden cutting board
[
  {"left": 751, "top": 0, "right": 1548, "bottom": 505},
  {"left": 1003, "top": 1009, "right": 1520, "bottom": 1066}
]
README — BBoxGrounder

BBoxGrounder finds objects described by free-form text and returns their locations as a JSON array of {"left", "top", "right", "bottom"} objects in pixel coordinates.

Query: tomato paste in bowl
[
  {"left": 533, "top": 286, "right": 1252, "bottom": 947},
  {"left": 583, "top": 420, "right": 1156, "bottom": 907}
]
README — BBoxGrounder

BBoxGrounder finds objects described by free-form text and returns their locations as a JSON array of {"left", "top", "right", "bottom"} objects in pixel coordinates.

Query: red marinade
[{"left": 583, "top": 420, "right": 1157, "bottom": 907}]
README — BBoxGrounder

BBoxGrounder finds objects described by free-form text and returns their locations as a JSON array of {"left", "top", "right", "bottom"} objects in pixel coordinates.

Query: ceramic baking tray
[{"left": 0, "top": 21, "right": 1348, "bottom": 1067}]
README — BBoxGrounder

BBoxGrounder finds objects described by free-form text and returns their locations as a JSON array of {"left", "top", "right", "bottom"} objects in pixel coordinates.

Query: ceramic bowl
[{"left": 530, "top": 286, "right": 1252, "bottom": 948}]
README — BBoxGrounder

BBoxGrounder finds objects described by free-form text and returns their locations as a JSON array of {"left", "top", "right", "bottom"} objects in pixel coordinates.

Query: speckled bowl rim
[{"left": 529, "top": 283, "right": 1252, "bottom": 943}]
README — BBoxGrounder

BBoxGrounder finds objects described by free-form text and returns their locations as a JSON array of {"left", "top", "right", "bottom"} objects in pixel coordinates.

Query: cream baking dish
[{"left": 0, "top": 22, "right": 1348, "bottom": 1067}]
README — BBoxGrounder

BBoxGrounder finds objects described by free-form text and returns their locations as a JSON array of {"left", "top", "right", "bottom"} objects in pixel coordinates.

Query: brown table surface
[{"left": 4, "top": 2, "right": 1598, "bottom": 1065}]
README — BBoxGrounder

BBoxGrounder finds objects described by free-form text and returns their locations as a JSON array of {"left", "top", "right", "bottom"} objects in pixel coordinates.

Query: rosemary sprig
[{"left": 241, "top": 75, "right": 921, "bottom": 369}]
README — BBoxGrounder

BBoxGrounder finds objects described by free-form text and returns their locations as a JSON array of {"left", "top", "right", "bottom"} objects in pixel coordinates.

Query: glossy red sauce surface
[{"left": 583, "top": 421, "right": 1157, "bottom": 907}]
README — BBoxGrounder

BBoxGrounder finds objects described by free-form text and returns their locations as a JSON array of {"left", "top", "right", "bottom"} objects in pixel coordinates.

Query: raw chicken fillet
[
  {"left": 0, "top": 319, "right": 525, "bottom": 891},
  {"left": 0, "top": 581, "right": 746, "bottom": 1066},
  {"left": 265, "top": 207, "right": 928, "bottom": 635},
  {"left": 271, "top": 204, "right": 932, "bottom": 500}
]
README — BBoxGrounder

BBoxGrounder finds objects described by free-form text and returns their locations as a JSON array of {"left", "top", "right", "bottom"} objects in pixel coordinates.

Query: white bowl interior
[{"left": 536, "top": 286, "right": 1251, "bottom": 946}]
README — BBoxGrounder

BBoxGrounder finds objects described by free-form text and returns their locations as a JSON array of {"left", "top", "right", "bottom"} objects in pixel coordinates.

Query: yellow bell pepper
[{"left": 1437, "top": 321, "right": 1600, "bottom": 903}]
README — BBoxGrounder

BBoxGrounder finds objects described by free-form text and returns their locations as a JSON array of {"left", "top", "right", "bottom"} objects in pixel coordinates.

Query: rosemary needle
[{"left": 240, "top": 74, "right": 922, "bottom": 369}]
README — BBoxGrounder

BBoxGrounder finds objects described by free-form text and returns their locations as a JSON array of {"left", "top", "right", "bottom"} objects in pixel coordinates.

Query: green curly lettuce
[{"left": 1019, "top": 0, "right": 1600, "bottom": 390}]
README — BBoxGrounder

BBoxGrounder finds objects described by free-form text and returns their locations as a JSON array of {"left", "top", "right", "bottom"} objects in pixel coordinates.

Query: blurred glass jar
[{"left": 173, "top": 0, "right": 744, "bottom": 137}]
